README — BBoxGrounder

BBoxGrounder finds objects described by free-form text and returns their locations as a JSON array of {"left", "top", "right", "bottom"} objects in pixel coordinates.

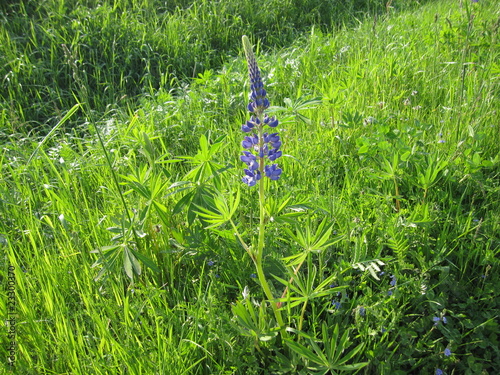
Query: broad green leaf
[
  {"left": 123, "top": 247, "right": 134, "bottom": 280},
  {"left": 285, "top": 339, "right": 324, "bottom": 365},
  {"left": 130, "top": 248, "right": 160, "bottom": 273}
]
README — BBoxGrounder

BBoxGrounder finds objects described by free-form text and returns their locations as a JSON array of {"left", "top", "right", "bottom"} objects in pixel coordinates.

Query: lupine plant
[
  {"left": 237, "top": 35, "right": 285, "bottom": 329},
  {"left": 223, "top": 37, "right": 368, "bottom": 373}
]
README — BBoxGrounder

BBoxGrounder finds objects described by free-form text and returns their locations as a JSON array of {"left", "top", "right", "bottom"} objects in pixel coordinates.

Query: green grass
[
  {"left": 0, "top": 0, "right": 427, "bottom": 132},
  {"left": 1, "top": 0, "right": 499, "bottom": 374}
]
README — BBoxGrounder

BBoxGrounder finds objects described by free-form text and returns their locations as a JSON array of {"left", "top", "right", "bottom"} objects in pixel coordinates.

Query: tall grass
[
  {"left": 1, "top": 0, "right": 429, "bottom": 132},
  {"left": 1, "top": 0, "right": 499, "bottom": 374}
]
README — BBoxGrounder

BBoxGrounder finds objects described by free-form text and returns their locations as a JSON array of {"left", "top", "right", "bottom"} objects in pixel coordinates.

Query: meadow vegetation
[{"left": 1, "top": 0, "right": 499, "bottom": 374}]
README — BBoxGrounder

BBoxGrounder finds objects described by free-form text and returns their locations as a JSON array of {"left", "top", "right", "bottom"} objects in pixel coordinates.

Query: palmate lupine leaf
[
  {"left": 123, "top": 246, "right": 141, "bottom": 280},
  {"left": 285, "top": 323, "right": 368, "bottom": 373},
  {"left": 232, "top": 298, "right": 279, "bottom": 342},
  {"left": 92, "top": 243, "right": 160, "bottom": 282},
  {"left": 193, "top": 189, "right": 240, "bottom": 229},
  {"left": 273, "top": 271, "right": 345, "bottom": 308},
  {"left": 283, "top": 218, "right": 343, "bottom": 266},
  {"left": 167, "top": 134, "right": 231, "bottom": 225},
  {"left": 91, "top": 245, "right": 121, "bottom": 281},
  {"left": 270, "top": 95, "right": 323, "bottom": 125},
  {"left": 265, "top": 194, "right": 313, "bottom": 224},
  {"left": 91, "top": 210, "right": 160, "bottom": 281},
  {"left": 179, "top": 134, "right": 227, "bottom": 184}
]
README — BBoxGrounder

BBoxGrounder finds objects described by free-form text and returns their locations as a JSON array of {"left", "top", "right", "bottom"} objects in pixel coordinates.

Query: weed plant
[{"left": 1, "top": 0, "right": 499, "bottom": 374}]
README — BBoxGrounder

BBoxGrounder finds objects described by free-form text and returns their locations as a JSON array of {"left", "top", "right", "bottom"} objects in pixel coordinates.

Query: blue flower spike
[{"left": 240, "top": 35, "right": 282, "bottom": 186}]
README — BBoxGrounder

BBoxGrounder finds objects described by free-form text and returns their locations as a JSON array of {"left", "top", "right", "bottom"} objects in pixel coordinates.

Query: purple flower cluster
[{"left": 240, "top": 36, "right": 282, "bottom": 187}]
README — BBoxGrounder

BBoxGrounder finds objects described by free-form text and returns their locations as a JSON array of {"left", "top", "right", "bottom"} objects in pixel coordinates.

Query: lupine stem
[
  {"left": 255, "top": 119, "right": 285, "bottom": 329},
  {"left": 229, "top": 219, "right": 255, "bottom": 261},
  {"left": 240, "top": 35, "right": 285, "bottom": 334}
]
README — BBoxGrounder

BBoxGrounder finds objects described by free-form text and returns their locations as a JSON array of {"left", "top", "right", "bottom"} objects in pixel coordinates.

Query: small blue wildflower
[
  {"left": 433, "top": 316, "right": 448, "bottom": 326},
  {"left": 436, "top": 369, "right": 443, "bottom": 375},
  {"left": 379, "top": 271, "right": 385, "bottom": 276},
  {"left": 390, "top": 275, "right": 397, "bottom": 287},
  {"left": 438, "top": 139, "right": 446, "bottom": 143},
  {"left": 444, "top": 348, "right": 451, "bottom": 357},
  {"left": 250, "top": 273, "right": 257, "bottom": 278},
  {"left": 387, "top": 290, "right": 393, "bottom": 296},
  {"left": 332, "top": 301, "right": 341, "bottom": 309},
  {"left": 207, "top": 260, "right": 215, "bottom": 266},
  {"left": 381, "top": 327, "right": 387, "bottom": 333},
  {"left": 215, "top": 274, "right": 220, "bottom": 278},
  {"left": 359, "top": 307, "right": 366, "bottom": 316},
  {"left": 241, "top": 36, "right": 282, "bottom": 186}
]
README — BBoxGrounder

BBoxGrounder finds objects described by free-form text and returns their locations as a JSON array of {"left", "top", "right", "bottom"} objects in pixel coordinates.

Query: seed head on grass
[{"left": 240, "top": 35, "right": 282, "bottom": 186}]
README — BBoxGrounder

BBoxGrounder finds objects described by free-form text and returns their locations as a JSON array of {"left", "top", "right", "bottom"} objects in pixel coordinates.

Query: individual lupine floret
[
  {"left": 242, "top": 134, "right": 259, "bottom": 149},
  {"left": 241, "top": 116, "right": 260, "bottom": 133},
  {"left": 264, "top": 164, "right": 282, "bottom": 180},
  {"left": 240, "top": 151, "right": 259, "bottom": 171},
  {"left": 242, "top": 169, "right": 261, "bottom": 187},
  {"left": 263, "top": 114, "right": 279, "bottom": 128}
]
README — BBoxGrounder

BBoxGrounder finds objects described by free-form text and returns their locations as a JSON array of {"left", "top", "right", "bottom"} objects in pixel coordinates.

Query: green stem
[
  {"left": 230, "top": 215, "right": 285, "bottom": 331},
  {"left": 393, "top": 177, "right": 400, "bottom": 212},
  {"left": 298, "top": 300, "right": 308, "bottom": 333},
  {"left": 252, "top": 120, "right": 285, "bottom": 331},
  {"left": 230, "top": 219, "right": 253, "bottom": 260}
]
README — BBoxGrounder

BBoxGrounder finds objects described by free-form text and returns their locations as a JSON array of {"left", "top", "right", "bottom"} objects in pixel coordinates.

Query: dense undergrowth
[{"left": 1, "top": 0, "right": 499, "bottom": 374}]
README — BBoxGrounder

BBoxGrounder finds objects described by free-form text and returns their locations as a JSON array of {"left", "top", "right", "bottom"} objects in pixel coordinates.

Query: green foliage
[
  {"left": 285, "top": 323, "right": 368, "bottom": 374},
  {"left": 0, "top": 0, "right": 424, "bottom": 132}
]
